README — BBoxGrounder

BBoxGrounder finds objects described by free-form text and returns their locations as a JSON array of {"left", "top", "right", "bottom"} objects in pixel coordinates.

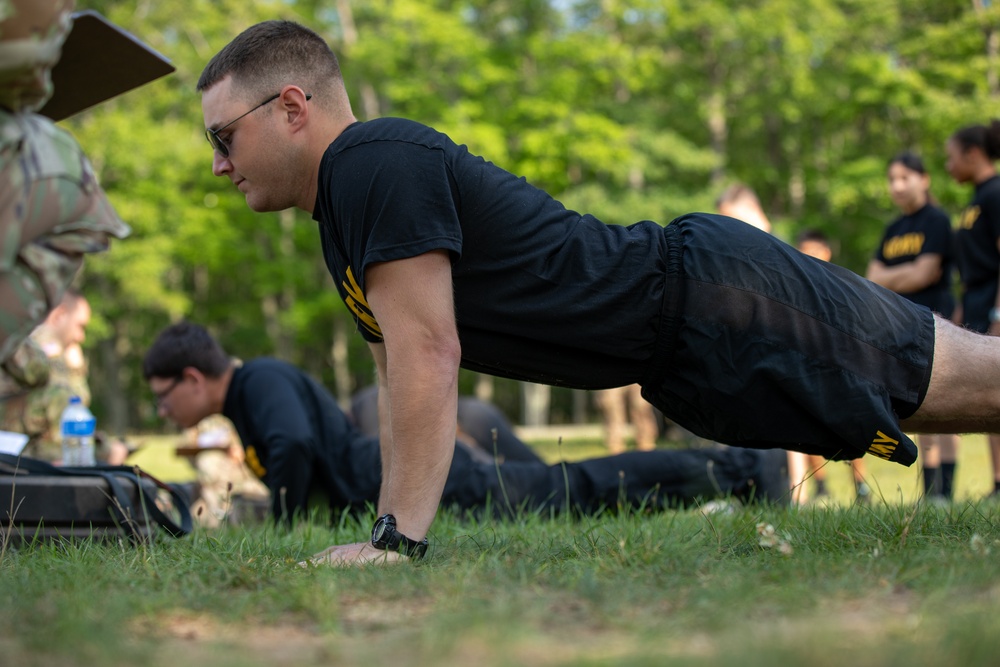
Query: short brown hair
[
  {"left": 143, "top": 322, "right": 231, "bottom": 380},
  {"left": 197, "top": 20, "right": 344, "bottom": 107}
]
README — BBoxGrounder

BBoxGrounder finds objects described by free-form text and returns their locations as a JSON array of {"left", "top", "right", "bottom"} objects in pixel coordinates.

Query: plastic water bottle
[{"left": 60, "top": 396, "right": 96, "bottom": 466}]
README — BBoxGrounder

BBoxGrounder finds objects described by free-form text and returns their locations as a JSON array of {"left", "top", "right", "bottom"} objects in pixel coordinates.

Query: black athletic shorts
[{"left": 640, "top": 213, "right": 934, "bottom": 466}]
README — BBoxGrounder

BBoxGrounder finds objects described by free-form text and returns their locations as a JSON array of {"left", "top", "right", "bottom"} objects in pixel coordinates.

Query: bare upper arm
[{"left": 364, "top": 250, "right": 460, "bottom": 351}]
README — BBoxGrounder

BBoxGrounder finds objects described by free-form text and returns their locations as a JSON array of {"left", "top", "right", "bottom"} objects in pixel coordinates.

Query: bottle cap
[{"left": 68, "top": 395, "right": 81, "bottom": 404}]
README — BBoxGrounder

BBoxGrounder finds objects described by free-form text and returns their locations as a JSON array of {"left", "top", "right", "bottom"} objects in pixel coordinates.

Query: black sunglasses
[
  {"left": 205, "top": 91, "right": 312, "bottom": 157},
  {"left": 152, "top": 375, "right": 185, "bottom": 407}
]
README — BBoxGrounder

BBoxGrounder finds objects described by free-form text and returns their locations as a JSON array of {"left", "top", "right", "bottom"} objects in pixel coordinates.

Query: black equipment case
[{"left": 0, "top": 454, "right": 191, "bottom": 546}]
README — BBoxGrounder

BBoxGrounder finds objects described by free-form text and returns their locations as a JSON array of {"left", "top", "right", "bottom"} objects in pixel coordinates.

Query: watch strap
[{"left": 371, "top": 514, "right": 428, "bottom": 559}]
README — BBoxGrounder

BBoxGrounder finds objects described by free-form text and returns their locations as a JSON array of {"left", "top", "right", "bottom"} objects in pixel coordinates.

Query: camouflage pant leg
[
  {"left": 194, "top": 451, "right": 270, "bottom": 526},
  {"left": 0, "top": 111, "right": 129, "bottom": 363}
]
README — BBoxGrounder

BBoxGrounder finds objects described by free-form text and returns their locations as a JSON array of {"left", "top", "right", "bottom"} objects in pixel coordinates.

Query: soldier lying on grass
[{"left": 144, "top": 322, "right": 788, "bottom": 549}]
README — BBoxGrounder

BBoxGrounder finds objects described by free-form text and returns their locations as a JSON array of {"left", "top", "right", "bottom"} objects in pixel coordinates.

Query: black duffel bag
[{"left": 0, "top": 453, "right": 192, "bottom": 545}]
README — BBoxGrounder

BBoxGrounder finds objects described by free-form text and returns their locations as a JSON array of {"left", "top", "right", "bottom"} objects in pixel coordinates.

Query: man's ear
[
  {"left": 278, "top": 84, "right": 311, "bottom": 131},
  {"left": 181, "top": 366, "right": 207, "bottom": 386}
]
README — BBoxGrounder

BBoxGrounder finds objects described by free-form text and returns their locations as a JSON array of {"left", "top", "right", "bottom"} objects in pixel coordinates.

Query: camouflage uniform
[
  {"left": 0, "top": 0, "right": 130, "bottom": 370},
  {"left": 184, "top": 415, "right": 270, "bottom": 527},
  {"left": 0, "top": 324, "right": 89, "bottom": 461}
]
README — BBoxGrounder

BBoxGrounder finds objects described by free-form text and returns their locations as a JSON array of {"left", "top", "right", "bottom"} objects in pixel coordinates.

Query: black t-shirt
[
  {"left": 955, "top": 175, "right": 1000, "bottom": 291},
  {"left": 312, "top": 118, "right": 668, "bottom": 389},
  {"left": 222, "top": 358, "right": 381, "bottom": 520},
  {"left": 873, "top": 203, "right": 954, "bottom": 314}
]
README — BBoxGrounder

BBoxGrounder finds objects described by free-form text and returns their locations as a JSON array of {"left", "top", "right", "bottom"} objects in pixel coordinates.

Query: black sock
[
  {"left": 923, "top": 466, "right": 940, "bottom": 497},
  {"left": 815, "top": 478, "right": 828, "bottom": 496},
  {"left": 940, "top": 463, "right": 956, "bottom": 500}
]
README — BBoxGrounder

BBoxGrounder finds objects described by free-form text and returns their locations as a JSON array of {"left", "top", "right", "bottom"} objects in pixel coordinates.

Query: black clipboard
[{"left": 37, "top": 10, "right": 175, "bottom": 121}]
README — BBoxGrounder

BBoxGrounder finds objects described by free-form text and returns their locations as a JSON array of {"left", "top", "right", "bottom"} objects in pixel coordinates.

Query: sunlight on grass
[
  {"left": 5, "top": 432, "right": 999, "bottom": 666},
  {"left": 125, "top": 433, "right": 197, "bottom": 482}
]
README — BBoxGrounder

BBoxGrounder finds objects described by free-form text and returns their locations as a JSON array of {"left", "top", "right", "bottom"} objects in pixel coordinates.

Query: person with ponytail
[
  {"left": 868, "top": 151, "right": 959, "bottom": 502},
  {"left": 947, "top": 121, "right": 1000, "bottom": 498}
]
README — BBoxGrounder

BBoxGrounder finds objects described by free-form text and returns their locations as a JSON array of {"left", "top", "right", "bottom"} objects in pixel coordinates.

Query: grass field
[{"left": 3, "top": 432, "right": 1000, "bottom": 666}]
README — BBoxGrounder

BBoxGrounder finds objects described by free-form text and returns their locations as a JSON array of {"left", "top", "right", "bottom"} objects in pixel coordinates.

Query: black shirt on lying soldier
[{"left": 144, "top": 322, "right": 789, "bottom": 523}]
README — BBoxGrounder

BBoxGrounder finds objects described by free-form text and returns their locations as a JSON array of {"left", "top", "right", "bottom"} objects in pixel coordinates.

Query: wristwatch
[
  {"left": 990, "top": 308, "right": 1000, "bottom": 323},
  {"left": 370, "top": 513, "right": 429, "bottom": 560}
]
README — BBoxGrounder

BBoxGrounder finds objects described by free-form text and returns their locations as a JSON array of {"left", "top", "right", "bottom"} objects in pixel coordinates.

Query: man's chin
[
  {"left": 244, "top": 190, "right": 287, "bottom": 213},
  {"left": 246, "top": 195, "right": 271, "bottom": 213}
]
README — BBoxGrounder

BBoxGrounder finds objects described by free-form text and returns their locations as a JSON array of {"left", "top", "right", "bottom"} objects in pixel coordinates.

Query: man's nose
[{"left": 212, "top": 152, "right": 232, "bottom": 177}]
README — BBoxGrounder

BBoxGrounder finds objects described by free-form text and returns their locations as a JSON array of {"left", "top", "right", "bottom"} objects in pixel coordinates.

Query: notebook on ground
[{"left": 37, "top": 10, "right": 175, "bottom": 121}]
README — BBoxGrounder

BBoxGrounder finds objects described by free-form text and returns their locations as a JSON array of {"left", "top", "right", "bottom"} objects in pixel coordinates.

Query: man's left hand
[{"left": 299, "top": 541, "right": 409, "bottom": 567}]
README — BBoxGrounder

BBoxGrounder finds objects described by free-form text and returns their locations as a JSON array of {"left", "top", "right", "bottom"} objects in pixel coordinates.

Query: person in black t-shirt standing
[
  {"left": 947, "top": 121, "right": 1000, "bottom": 498},
  {"left": 868, "top": 151, "right": 960, "bottom": 502}
]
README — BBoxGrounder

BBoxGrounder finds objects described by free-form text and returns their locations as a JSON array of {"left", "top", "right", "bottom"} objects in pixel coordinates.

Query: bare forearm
[
  {"left": 364, "top": 249, "right": 462, "bottom": 545},
  {"left": 866, "top": 257, "right": 941, "bottom": 294},
  {"left": 378, "top": 340, "right": 460, "bottom": 540},
  {"left": 371, "top": 343, "right": 394, "bottom": 498}
]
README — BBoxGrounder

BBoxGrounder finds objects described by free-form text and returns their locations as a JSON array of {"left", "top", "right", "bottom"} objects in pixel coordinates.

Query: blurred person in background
[
  {"left": 946, "top": 120, "right": 1000, "bottom": 498},
  {"left": 0, "top": 290, "right": 128, "bottom": 464},
  {"left": 716, "top": 183, "right": 773, "bottom": 234},
  {"left": 867, "top": 151, "right": 959, "bottom": 502}
]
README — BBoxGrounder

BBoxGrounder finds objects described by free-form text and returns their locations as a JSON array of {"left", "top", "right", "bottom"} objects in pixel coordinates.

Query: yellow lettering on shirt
[
  {"left": 245, "top": 445, "right": 266, "bottom": 478},
  {"left": 882, "top": 233, "right": 925, "bottom": 260},
  {"left": 959, "top": 205, "right": 981, "bottom": 230},
  {"left": 867, "top": 430, "right": 900, "bottom": 460},
  {"left": 342, "top": 266, "right": 383, "bottom": 339}
]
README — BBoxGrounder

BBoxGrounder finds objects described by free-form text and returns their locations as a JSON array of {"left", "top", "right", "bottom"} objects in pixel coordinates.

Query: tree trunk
[
  {"left": 337, "top": 0, "right": 381, "bottom": 118},
  {"left": 474, "top": 373, "right": 494, "bottom": 403},
  {"left": 520, "top": 381, "right": 550, "bottom": 427},
  {"left": 96, "top": 335, "right": 127, "bottom": 437},
  {"left": 974, "top": 0, "right": 1000, "bottom": 96},
  {"left": 331, "top": 314, "right": 352, "bottom": 410}
]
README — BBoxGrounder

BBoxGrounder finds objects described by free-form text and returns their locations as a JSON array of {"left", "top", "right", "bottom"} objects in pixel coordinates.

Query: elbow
[
  {"left": 431, "top": 330, "right": 463, "bottom": 377},
  {"left": 386, "top": 319, "right": 463, "bottom": 378},
  {"left": 419, "top": 329, "right": 463, "bottom": 384}
]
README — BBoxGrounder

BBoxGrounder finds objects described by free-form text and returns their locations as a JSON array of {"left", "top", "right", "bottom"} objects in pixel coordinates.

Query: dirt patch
[{"left": 132, "top": 612, "right": 331, "bottom": 665}]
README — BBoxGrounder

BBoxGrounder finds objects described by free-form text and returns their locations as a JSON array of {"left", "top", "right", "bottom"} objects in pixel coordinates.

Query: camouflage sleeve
[
  {"left": 0, "top": 0, "right": 75, "bottom": 113},
  {"left": 17, "top": 376, "right": 71, "bottom": 462},
  {"left": 0, "top": 111, "right": 130, "bottom": 362},
  {"left": 0, "top": 336, "right": 50, "bottom": 392}
]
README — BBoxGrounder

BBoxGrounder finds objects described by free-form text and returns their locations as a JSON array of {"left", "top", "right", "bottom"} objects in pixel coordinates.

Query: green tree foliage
[{"left": 59, "top": 0, "right": 999, "bottom": 430}]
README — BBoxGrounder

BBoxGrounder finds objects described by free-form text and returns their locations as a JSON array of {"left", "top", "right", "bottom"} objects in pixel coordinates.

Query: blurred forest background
[{"left": 67, "top": 0, "right": 999, "bottom": 434}]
